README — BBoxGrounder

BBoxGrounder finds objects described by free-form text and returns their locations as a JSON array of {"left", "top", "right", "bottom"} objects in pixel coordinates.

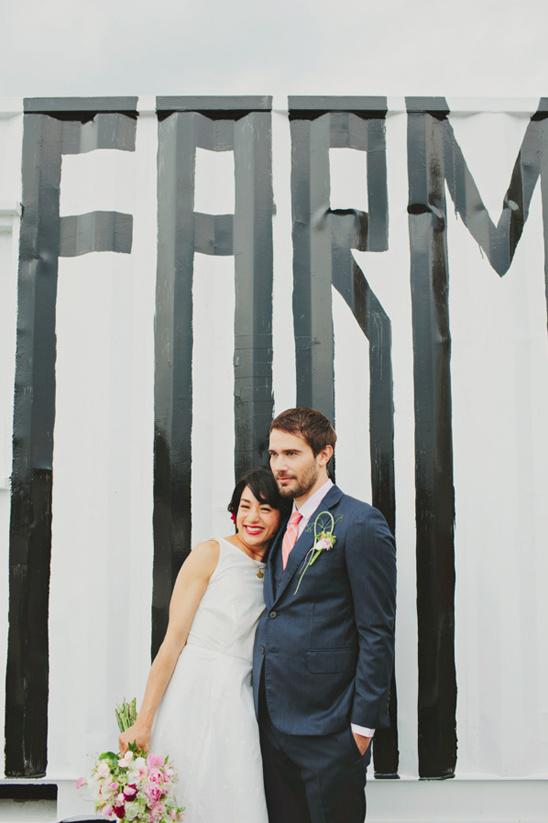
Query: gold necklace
[
  {"left": 252, "top": 558, "right": 267, "bottom": 579},
  {"left": 235, "top": 534, "right": 267, "bottom": 578}
]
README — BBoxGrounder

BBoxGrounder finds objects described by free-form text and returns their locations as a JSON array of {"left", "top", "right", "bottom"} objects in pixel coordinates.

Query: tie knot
[{"left": 289, "top": 511, "right": 302, "bottom": 526}]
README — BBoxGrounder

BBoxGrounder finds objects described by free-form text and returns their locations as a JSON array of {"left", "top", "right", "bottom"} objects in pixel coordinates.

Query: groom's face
[{"left": 269, "top": 428, "right": 329, "bottom": 503}]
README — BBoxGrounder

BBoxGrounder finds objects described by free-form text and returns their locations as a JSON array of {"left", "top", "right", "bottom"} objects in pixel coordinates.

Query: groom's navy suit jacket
[{"left": 253, "top": 484, "right": 396, "bottom": 736}]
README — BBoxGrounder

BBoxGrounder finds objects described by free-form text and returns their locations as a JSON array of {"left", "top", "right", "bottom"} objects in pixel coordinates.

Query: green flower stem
[
  {"left": 294, "top": 550, "right": 319, "bottom": 595},
  {"left": 115, "top": 698, "right": 137, "bottom": 733},
  {"left": 314, "top": 511, "right": 335, "bottom": 543},
  {"left": 293, "top": 510, "right": 337, "bottom": 595}
]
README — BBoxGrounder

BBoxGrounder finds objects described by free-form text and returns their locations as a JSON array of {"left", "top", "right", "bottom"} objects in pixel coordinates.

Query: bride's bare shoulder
[
  {"left": 192, "top": 538, "right": 220, "bottom": 552},
  {"left": 189, "top": 538, "right": 220, "bottom": 566}
]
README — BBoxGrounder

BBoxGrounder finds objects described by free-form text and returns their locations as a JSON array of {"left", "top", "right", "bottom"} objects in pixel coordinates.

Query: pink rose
[
  {"left": 150, "top": 802, "right": 166, "bottom": 822},
  {"left": 148, "top": 768, "right": 164, "bottom": 785},
  {"left": 76, "top": 777, "right": 86, "bottom": 790},
  {"left": 146, "top": 753, "right": 164, "bottom": 770},
  {"left": 145, "top": 784, "right": 163, "bottom": 803}
]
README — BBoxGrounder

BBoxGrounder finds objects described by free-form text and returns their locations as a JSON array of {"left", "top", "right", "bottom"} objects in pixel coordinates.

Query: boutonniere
[{"left": 294, "top": 511, "right": 338, "bottom": 595}]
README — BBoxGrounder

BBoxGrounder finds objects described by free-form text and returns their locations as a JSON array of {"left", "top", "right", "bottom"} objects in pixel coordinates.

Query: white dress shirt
[{"left": 290, "top": 477, "right": 375, "bottom": 740}]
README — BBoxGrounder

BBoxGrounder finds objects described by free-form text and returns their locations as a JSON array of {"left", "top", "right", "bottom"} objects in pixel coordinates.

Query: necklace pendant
[{"left": 256, "top": 569, "right": 264, "bottom": 579}]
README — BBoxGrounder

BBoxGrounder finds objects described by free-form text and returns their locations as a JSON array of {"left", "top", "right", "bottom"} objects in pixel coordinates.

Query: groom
[{"left": 253, "top": 407, "right": 396, "bottom": 823}]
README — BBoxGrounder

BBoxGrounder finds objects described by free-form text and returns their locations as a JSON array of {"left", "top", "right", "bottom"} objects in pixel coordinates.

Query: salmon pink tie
[{"left": 282, "top": 510, "right": 303, "bottom": 570}]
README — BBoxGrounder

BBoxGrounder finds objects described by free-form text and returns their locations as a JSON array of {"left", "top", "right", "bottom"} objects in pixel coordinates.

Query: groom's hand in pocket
[{"left": 352, "top": 732, "right": 371, "bottom": 756}]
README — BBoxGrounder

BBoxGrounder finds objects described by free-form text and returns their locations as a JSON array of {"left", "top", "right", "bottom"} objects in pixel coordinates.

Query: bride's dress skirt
[{"left": 153, "top": 539, "right": 268, "bottom": 823}]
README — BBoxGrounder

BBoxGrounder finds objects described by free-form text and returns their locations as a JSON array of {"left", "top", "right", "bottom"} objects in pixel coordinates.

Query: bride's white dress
[{"left": 152, "top": 537, "right": 268, "bottom": 823}]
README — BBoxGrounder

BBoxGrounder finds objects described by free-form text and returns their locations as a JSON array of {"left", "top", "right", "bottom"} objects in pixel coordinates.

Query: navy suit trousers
[{"left": 259, "top": 681, "right": 369, "bottom": 823}]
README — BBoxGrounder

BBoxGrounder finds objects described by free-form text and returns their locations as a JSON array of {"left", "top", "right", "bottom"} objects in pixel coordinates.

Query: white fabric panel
[
  {"left": 0, "top": 218, "right": 19, "bottom": 777},
  {"left": 47, "top": 111, "right": 158, "bottom": 778},
  {"left": 0, "top": 110, "right": 23, "bottom": 780},
  {"left": 191, "top": 254, "right": 236, "bottom": 547},
  {"left": 329, "top": 147, "right": 368, "bottom": 213},
  {"left": 3, "top": 101, "right": 548, "bottom": 792},
  {"left": 0, "top": 110, "right": 23, "bottom": 485},
  {"left": 271, "top": 101, "right": 297, "bottom": 414},
  {"left": 332, "top": 286, "right": 372, "bottom": 505},
  {"left": 60, "top": 149, "right": 139, "bottom": 216},
  {"left": 190, "top": 144, "right": 236, "bottom": 546},
  {"left": 194, "top": 146, "right": 235, "bottom": 215},
  {"left": 0, "top": 222, "right": 19, "bottom": 488},
  {"left": 447, "top": 111, "right": 548, "bottom": 776}
]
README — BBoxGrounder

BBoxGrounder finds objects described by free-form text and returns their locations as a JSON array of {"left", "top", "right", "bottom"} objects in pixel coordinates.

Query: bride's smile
[{"left": 236, "top": 486, "right": 280, "bottom": 556}]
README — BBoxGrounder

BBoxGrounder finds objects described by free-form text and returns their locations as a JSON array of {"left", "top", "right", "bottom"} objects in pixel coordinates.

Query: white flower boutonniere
[{"left": 294, "top": 510, "right": 337, "bottom": 595}]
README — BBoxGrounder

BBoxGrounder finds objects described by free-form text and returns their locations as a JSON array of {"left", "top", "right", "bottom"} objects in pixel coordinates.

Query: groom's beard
[{"left": 276, "top": 462, "right": 319, "bottom": 499}]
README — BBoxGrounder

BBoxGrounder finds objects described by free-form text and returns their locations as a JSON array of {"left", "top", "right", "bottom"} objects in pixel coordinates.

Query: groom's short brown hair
[{"left": 270, "top": 407, "right": 336, "bottom": 457}]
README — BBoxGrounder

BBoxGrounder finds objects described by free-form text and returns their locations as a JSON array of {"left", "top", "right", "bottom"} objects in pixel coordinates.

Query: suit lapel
[
  {"left": 265, "top": 515, "right": 287, "bottom": 606},
  {"left": 273, "top": 485, "right": 343, "bottom": 604}
]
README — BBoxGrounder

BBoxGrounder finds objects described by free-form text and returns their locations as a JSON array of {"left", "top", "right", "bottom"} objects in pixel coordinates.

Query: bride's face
[{"left": 236, "top": 486, "right": 280, "bottom": 552}]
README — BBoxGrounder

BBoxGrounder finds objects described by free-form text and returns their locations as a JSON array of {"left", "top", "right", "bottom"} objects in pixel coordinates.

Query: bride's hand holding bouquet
[
  {"left": 77, "top": 699, "right": 185, "bottom": 823},
  {"left": 118, "top": 694, "right": 152, "bottom": 756},
  {"left": 119, "top": 722, "right": 151, "bottom": 757}
]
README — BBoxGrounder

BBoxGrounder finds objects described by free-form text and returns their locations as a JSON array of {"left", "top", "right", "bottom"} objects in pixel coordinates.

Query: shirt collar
[{"left": 292, "top": 477, "right": 334, "bottom": 525}]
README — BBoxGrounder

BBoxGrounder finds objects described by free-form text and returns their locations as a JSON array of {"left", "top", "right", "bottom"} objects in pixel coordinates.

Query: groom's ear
[{"left": 317, "top": 444, "right": 334, "bottom": 469}]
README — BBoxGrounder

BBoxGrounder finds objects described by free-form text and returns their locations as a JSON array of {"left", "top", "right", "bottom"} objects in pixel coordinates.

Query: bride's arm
[{"left": 119, "top": 539, "right": 220, "bottom": 754}]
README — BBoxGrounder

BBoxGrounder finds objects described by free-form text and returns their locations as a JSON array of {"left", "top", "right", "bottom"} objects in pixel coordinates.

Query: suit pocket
[
  {"left": 306, "top": 648, "right": 356, "bottom": 673},
  {"left": 348, "top": 726, "right": 366, "bottom": 760}
]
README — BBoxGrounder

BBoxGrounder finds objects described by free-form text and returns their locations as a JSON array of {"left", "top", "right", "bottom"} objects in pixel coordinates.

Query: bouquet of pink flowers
[{"left": 77, "top": 700, "right": 185, "bottom": 823}]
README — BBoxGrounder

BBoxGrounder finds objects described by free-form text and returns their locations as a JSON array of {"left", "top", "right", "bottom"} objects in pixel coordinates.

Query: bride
[{"left": 119, "top": 467, "right": 286, "bottom": 823}]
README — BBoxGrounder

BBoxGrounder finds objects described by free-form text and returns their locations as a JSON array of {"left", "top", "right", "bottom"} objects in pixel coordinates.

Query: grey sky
[{"left": 0, "top": 0, "right": 546, "bottom": 98}]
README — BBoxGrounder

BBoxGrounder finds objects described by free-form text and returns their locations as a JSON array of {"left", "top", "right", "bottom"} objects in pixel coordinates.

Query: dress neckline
[{"left": 218, "top": 537, "right": 268, "bottom": 575}]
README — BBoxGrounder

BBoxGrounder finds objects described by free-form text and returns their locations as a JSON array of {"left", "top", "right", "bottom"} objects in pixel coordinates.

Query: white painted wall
[
  {"left": 1, "top": 98, "right": 548, "bottom": 820},
  {"left": 0, "top": 106, "right": 23, "bottom": 791}
]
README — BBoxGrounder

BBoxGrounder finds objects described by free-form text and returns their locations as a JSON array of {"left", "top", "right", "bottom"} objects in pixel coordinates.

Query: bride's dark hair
[{"left": 227, "top": 467, "right": 288, "bottom": 520}]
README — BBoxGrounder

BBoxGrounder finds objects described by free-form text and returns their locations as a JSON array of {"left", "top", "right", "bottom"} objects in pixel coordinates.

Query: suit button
[
  {"left": 260, "top": 646, "right": 265, "bottom": 654},
  {"left": 269, "top": 610, "right": 277, "bottom": 619}
]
